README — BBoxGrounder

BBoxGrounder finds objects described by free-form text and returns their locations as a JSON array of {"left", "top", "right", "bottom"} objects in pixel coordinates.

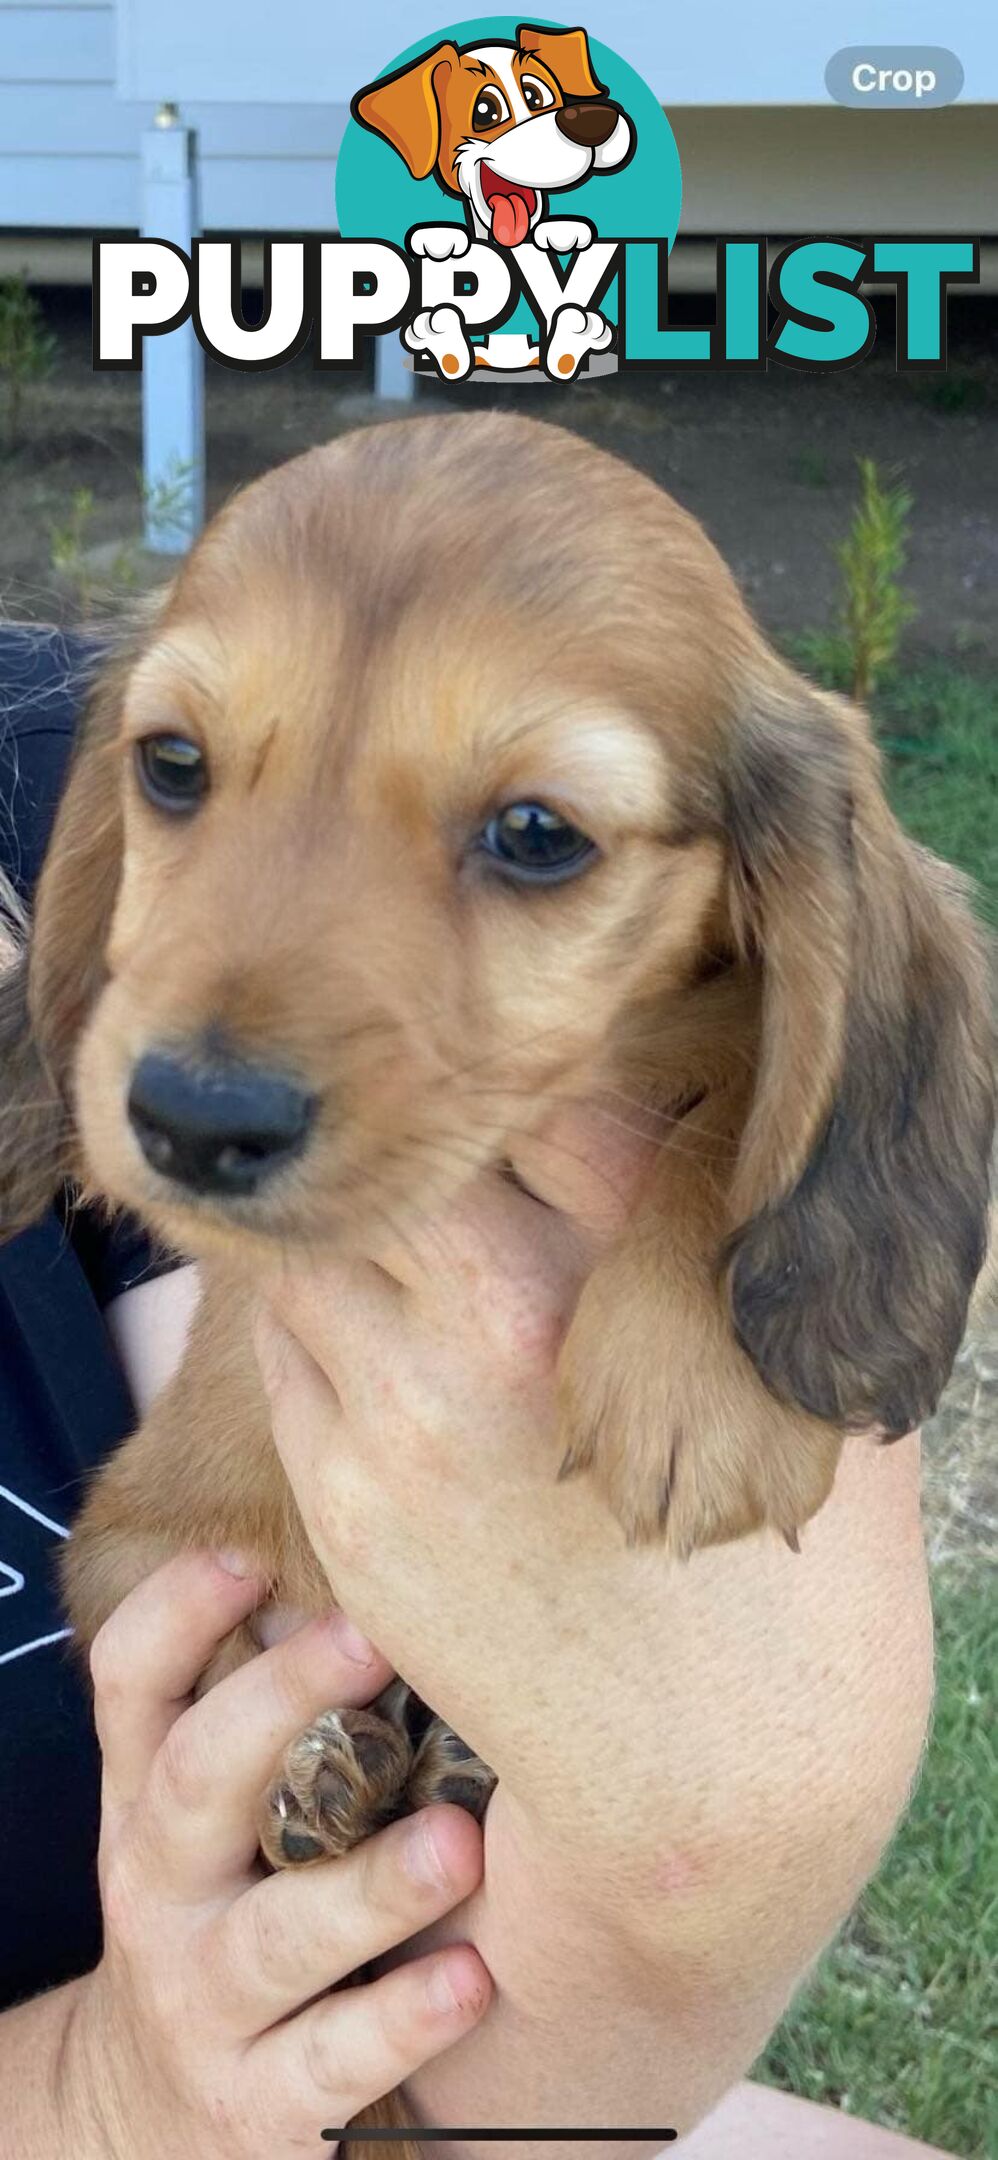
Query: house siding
[
  {"left": 0, "top": 5, "right": 992, "bottom": 254},
  {"left": 0, "top": 1, "right": 344, "bottom": 231}
]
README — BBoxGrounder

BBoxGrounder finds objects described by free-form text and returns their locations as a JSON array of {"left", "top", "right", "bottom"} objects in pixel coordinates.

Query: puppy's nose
[
  {"left": 555, "top": 100, "right": 620, "bottom": 148},
  {"left": 128, "top": 1050, "right": 315, "bottom": 1197}
]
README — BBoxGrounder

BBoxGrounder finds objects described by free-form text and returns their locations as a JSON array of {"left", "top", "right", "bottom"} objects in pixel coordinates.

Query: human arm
[{"left": 257, "top": 1105, "right": 934, "bottom": 2160}]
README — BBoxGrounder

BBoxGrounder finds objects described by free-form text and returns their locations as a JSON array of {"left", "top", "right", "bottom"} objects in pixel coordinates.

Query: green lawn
[
  {"left": 785, "top": 651, "right": 997, "bottom": 924},
  {"left": 756, "top": 657, "right": 997, "bottom": 2159},
  {"left": 757, "top": 1570, "right": 997, "bottom": 2158},
  {"left": 878, "top": 667, "right": 998, "bottom": 927}
]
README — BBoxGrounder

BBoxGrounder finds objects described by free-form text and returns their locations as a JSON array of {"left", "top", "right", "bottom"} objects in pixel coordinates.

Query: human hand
[
  {"left": 254, "top": 1107, "right": 931, "bottom": 2150},
  {"left": 255, "top": 1102, "right": 660, "bottom": 1817},
  {"left": 60, "top": 1552, "right": 491, "bottom": 2158}
]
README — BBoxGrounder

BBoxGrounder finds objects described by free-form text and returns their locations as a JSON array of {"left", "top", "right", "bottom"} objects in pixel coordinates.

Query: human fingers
[
  {"left": 91, "top": 1548, "right": 266, "bottom": 1817},
  {"left": 263, "top": 1171, "right": 584, "bottom": 1401},
  {"left": 250, "top": 1942, "right": 491, "bottom": 2136},
  {"left": 213, "top": 1804, "right": 484, "bottom": 2034},
  {"left": 509, "top": 1094, "right": 659, "bottom": 1243},
  {"left": 137, "top": 1608, "right": 393, "bottom": 1897}
]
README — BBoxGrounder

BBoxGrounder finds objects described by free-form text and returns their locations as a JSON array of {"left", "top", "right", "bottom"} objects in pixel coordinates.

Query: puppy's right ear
[
  {"left": 0, "top": 627, "right": 144, "bottom": 1236},
  {"left": 352, "top": 43, "right": 457, "bottom": 180},
  {"left": 0, "top": 918, "right": 66, "bottom": 1232}
]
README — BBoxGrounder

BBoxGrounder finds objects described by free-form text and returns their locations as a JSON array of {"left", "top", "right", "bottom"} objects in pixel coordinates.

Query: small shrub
[
  {"left": 787, "top": 627, "right": 852, "bottom": 692},
  {"left": 837, "top": 458, "right": 916, "bottom": 705},
  {"left": 0, "top": 274, "right": 56, "bottom": 453},
  {"left": 50, "top": 488, "right": 97, "bottom": 616}
]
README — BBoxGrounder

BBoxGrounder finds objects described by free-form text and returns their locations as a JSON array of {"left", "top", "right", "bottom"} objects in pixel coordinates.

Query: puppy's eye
[
  {"left": 479, "top": 802, "right": 597, "bottom": 885},
  {"left": 520, "top": 75, "right": 555, "bottom": 113},
  {"left": 135, "top": 734, "right": 208, "bottom": 815},
  {"left": 472, "top": 87, "right": 510, "bottom": 129}
]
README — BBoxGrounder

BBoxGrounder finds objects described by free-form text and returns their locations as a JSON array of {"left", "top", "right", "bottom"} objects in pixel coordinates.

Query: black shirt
[{"left": 0, "top": 627, "right": 172, "bottom": 2005}]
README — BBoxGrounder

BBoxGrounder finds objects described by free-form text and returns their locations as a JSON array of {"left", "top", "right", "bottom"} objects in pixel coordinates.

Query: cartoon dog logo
[{"left": 352, "top": 23, "right": 635, "bottom": 379}]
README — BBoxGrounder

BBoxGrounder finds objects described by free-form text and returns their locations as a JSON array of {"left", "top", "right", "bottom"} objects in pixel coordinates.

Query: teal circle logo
[{"left": 336, "top": 17, "right": 682, "bottom": 382}]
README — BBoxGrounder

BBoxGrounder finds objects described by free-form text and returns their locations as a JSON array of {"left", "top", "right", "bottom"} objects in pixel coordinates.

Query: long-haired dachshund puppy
[{"left": 1, "top": 415, "right": 993, "bottom": 2152}]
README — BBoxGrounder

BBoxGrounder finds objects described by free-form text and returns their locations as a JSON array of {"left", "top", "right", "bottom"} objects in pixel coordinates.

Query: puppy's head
[
  {"left": 3, "top": 414, "right": 991, "bottom": 1443},
  {"left": 353, "top": 27, "right": 632, "bottom": 246}
]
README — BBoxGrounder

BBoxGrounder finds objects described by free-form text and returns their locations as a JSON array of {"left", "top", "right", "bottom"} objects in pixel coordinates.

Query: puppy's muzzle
[
  {"left": 128, "top": 1048, "right": 315, "bottom": 1197},
  {"left": 555, "top": 100, "right": 621, "bottom": 148}
]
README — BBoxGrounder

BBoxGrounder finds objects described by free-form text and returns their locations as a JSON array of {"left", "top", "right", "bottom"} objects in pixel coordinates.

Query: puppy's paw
[
  {"left": 261, "top": 1706, "right": 413, "bottom": 1868},
  {"left": 406, "top": 1717, "right": 496, "bottom": 1823},
  {"left": 532, "top": 217, "right": 595, "bottom": 253},
  {"left": 403, "top": 305, "right": 473, "bottom": 380},
  {"left": 544, "top": 304, "right": 613, "bottom": 380},
  {"left": 557, "top": 1259, "right": 844, "bottom": 1556},
  {"left": 408, "top": 224, "right": 471, "bottom": 261}
]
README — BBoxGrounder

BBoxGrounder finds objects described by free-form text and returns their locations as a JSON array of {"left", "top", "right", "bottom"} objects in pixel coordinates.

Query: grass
[
  {"left": 786, "top": 648, "right": 998, "bottom": 924},
  {"left": 757, "top": 1570, "right": 997, "bottom": 2157},
  {"left": 756, "top": 651, "right": 997, "bottom": 2156},
  {"left": 877, "top": 666, "right": 998, "bottom": 926}
]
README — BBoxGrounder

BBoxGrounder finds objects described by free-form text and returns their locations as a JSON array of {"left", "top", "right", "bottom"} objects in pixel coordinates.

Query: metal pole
[
  {"left": 374, "top": 333, "right": 415, "bottom": 401},
  {"left": 140, "top": 104, "right": 205, "bottom": 552}
]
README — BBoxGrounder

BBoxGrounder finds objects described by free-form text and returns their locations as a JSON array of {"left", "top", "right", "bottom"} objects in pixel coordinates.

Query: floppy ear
[
  {"left": 517, "top": 23, "right": 606, "bottom": 99},
  {"left": 722, "top": 659, "right": 995, "bottom": 1440},
  {"left": 352, "top": 43, "right": 457, "bottom": 181},
  {"left": 0, "top": 915, "right": 67, "bottom": 1232},
  {"left": 0, "top": 633, "right": 139, "bottom": 1236}
]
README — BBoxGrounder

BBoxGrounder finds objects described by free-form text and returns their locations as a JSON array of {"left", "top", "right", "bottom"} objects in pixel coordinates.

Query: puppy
[
  {"left": 1, "top": 415, "right": 993, "bottom": 2153},
  {"left": 354, "top": 24, "right": 633, "bottom": 377}
]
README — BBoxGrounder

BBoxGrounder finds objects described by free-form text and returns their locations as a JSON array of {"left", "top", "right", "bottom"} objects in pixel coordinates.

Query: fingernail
[
  {"left": 426, "top": 1960, "right": 465, "bottom": 2016},
  {"left": 326, "top": 1610, "right": 377, "bottom": 1666},
  {"left": 215, "top": 1549, "right": 256, "bottom": 1579},
  {"left": 405, "top": 1813, "right": 449, "bottom": 1891}
]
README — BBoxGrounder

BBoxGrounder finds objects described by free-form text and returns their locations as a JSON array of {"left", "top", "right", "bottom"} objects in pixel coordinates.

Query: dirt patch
[
  {"left": 1, "top": 290, "right": 997, "bottom": 660},
  {"left": 922, "top": 1319, "right": 998, "bottom": 1570}
]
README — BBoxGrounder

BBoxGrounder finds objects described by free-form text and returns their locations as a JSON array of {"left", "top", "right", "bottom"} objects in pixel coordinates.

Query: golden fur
[{"left": 1, "top": 413, "right": 994, "bottom": 2154}]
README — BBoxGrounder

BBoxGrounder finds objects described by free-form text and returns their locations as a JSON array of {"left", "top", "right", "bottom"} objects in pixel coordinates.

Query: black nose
[
  {"left": 555, "top": 99, "right": 620, "bottom": 148},
  {"left": 128, "top": 1050, "right": 315, "bottom": 1197}
]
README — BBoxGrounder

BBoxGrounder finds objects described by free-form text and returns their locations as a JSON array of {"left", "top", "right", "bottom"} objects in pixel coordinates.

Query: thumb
[
  {"left": 252, "top": 1300, "right": 313, "bottom": 1405},
  {"left": 253, "top": 1303, "right": 344, "bottom": 1486}
]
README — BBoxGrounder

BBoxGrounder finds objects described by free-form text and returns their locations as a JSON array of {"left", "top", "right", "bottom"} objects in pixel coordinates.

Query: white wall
[
  {"left": 0, "top": 2, "right": 993, "bottom": 248},
  {"left": 116, "top": 0, "right": 998, "bottom": 105},
  {"left": 0, "top": 0, "right": 346, "bottom": 230}
]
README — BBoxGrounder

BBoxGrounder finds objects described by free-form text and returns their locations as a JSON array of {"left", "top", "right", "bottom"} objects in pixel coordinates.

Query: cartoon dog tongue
[{"left": 489, "top": 186, "right": 531, "bottom": 248}]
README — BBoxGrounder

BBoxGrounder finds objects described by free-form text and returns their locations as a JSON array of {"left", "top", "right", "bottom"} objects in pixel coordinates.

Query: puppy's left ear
[
  {"left": 723, "top": 658, "right": 995, "bottom": 1440},
  {"left": 517, "top": 24, "right": 606, "bottom": 100}
]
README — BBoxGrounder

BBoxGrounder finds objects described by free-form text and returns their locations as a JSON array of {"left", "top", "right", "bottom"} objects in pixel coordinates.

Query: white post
[
  {"left": 374, "top": 332, "right": 415, "bottom": 401},
  {"left": 141, "top": 105, "right": 205, "bottom": 552}
]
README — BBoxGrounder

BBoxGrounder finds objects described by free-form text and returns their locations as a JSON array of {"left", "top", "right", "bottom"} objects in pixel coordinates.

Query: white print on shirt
[{"left": 0, "top": 1482, "right": 73, "bottom": 1666}]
